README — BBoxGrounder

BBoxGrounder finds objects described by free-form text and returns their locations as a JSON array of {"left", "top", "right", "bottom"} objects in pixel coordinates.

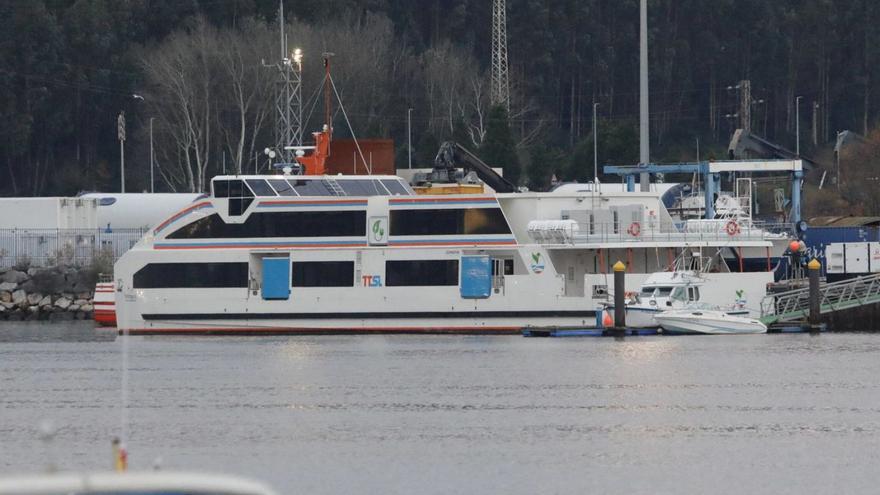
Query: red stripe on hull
[
  {"left": 389, "top": 197, "right": 496, "bottom": 204},
  {"left": 94, "top": 311, "right": 117, "bottom": 326},
  {"left": 123, "top": 325, "right": 520, "bottom": 335},
  {"left": 92, "top": 301, "right": 115, "bottom": 306}
]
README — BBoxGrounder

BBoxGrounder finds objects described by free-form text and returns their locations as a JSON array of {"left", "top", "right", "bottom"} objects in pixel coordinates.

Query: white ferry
[{"left": 113, "top": 169, "right": 789, "bottom": 335}]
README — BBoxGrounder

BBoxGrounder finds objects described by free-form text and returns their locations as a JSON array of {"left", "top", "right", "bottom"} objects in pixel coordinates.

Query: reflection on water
[{"left": 2, "top": 324, "right": 880, "bottom": 494}]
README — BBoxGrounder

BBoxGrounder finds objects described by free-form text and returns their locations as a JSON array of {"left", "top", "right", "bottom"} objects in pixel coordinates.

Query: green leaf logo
[{"left": 372, "top": 219, "right": 384, "bottom": 241}]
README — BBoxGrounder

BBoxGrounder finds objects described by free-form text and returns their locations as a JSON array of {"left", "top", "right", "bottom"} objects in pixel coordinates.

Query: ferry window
[
  {"left": 214, "top": 179, "right": 253, "bottom": 199},
  {"left": 246, "top": 179, "right": 276, "bottom": 196},
  {"left": 133, "top": 262, "right": 248, "bottom": 289},
  {"left": 390, "top": 208, "right": 511, "bottom": 236},
  {"left": 657, "top": 287, "right": 673, "bottom": 297},
  {"left": 381, "top": 179, "right": 409, "bottom": 195},
  {"left": 292, "top": 261, "right": 354, "bottom": 287},
  {"left": 386, "top": 260, "right": 459, "bottom": 286},
  {"left": 641, "top": 287, "right": 655, "bottom": 297},
  {"left": 694, "top": 287, "right": 700, "bottom": 301},
  {"left": 166, "top": 211, "right": 366, "bottom": 239},
  {"left": 213, "top": 180, "right": 231, "bottom": 198},
  {"left": 268, "top": 179, "right": 297, "bottom": 196},
  {"left": 491, "top": 258, "right": 514, "bottom": 276},
  {"left": 98, "top": 197, "right": 117, "bottom": 206},
  {"left": 289, "top": 179, "right": 331, "bottom": 196},
  {"left": 229, "top": 197, "right": 253, "bottom": 216}
]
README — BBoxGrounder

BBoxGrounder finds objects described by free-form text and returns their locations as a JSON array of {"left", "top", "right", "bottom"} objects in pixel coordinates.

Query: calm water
[{"left": 2, "top": 323, "right": 880, "bottom": 494}]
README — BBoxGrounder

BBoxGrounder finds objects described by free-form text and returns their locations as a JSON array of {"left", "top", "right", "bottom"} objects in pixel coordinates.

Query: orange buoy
[
  {"left": 789, "top": 240, "right": 800, "bottom": 252},
  {"left": 602, "top": 311, "right": 613, "bottom": 327}
]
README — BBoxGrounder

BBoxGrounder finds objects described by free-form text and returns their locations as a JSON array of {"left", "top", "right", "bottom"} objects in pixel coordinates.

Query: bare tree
[
  {"left": 422, "top": 41, "right": 479, "bottom": 138},
  {"left": 216, "top": 20, "right": 275, "bottom": 174},
  {"left": 140, "top": 17, "right": 219, "bottom": 192}
]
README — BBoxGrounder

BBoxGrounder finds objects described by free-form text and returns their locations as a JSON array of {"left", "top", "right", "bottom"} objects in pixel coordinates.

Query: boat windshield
[
  {"left": 641, "top": 286, "right": 674, "bottom": 298},
  {"left": 670, "top": 287, "right": 687, "bottom": 301}
]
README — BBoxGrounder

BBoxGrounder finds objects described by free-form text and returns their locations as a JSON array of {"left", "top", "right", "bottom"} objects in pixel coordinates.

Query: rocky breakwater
[{"left": 0, "top": 266, "right": 96, "bottom": 322}]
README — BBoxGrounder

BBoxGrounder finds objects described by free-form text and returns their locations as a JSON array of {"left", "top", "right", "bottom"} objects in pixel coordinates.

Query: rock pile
[{"left": 0, "top": 266, "right": 96, "bottom": 321}]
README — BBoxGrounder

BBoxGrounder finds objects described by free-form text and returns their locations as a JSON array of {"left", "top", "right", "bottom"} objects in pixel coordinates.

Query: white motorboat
[
  {"left": 605, "top": 267, "right": 755, "bottom": 328},
  {"left": 654, "top": 309, "right": 767, "bottom": 335}
]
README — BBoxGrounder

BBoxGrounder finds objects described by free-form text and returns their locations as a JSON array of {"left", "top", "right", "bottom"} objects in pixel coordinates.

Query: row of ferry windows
[
  {"left": 132, "top": 260, "right": 459, "bottom": 289},
  {"left": 213, "top": 178, "right": 411, "bottom": 198},
  {"left": 167, "top": 208, "right": 511, "bottom": 239}
]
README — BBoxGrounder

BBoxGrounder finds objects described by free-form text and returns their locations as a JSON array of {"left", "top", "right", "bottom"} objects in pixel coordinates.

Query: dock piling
[
  {"left": 612, "top": 261, "right": 626, "bottom": 336},
  {"left": 808, "top": 258, "right": 821, "bottom": 332}
]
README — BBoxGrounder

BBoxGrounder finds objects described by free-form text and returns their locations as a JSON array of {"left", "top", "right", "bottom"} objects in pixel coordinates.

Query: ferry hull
[{"left": 120, "top": 314, "right": 598, "bottom": 335}]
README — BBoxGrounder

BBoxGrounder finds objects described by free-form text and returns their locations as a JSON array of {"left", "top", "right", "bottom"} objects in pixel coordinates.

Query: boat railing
[{"left": 542, "top": 221, "right": 794, "bottom": 245}]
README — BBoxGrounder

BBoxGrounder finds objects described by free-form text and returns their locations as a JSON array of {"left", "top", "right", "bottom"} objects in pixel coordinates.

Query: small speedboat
[
  {"left": 654, "top": 309, "right": 767, "bottom": 335},
  {"left": 0, "top": 471, "right": 278, "bottom": 495}
]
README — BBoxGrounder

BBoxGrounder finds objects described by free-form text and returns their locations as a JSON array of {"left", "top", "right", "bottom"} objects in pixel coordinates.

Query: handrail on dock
[{"left": 760, "top": 272, "right": 880, "bottom": 324}]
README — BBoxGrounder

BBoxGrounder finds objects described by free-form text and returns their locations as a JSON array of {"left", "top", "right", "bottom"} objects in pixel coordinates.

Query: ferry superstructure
[{"left": 113, "top": 173, "right": 789, "bottom": 334}]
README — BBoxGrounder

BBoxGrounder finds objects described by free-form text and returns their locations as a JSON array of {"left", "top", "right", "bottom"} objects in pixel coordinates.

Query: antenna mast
[
  {"left": 269, "top": 0, "right": 303, "bottom": 164},
  {"left": 490, "top": 0, "right": 510, "bottom": 111}
]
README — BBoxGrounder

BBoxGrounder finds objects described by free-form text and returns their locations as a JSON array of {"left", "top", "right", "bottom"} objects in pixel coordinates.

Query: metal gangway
[{"left": 760, "top": 273, "right": 880, "bottom": 325}]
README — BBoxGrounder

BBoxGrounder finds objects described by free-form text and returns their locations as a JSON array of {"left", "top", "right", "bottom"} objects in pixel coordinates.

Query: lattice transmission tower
[
  {"left": 490, "top": 0, "right": 510, "bottom": 111},
  {"left": 267, "top": 1, "right": 303, "bottom": 164}
]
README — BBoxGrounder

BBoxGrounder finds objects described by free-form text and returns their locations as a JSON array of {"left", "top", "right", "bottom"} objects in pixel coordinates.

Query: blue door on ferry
[{"left": 262, "top": 257, "right": 290, "bottom": 300}]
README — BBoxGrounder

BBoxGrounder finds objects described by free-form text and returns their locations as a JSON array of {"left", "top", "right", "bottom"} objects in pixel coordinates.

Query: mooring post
[
  {"left": 808, "top": 258, "right": 821, "bottom": 331},
  {"left": 612, "top": 261, "right": 626, "bottom": 336}
]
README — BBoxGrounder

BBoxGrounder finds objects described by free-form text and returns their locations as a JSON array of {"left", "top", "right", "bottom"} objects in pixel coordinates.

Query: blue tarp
[
  {"left": 460, "top": 256, "right": 491, "bottom": 299},
  {"left": 262, "top": 257, "right": 290, "bottom": 300}
]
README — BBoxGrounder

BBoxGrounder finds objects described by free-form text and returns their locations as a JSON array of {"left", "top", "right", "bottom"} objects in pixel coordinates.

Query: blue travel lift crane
[{"left": 602, "top": 160, "right": 806, "bottom": 232}]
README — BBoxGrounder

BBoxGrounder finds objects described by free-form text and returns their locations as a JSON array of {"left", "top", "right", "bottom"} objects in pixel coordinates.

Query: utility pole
[
  {"left": 638, "top": 0, "right": 650, "bottom": 191},
  {"left": 739, "top": 79, "right": 751, "bottom": 133},
  {"left": 149, "top": 117, "right": 154, "bottom": 193},
  {"left": 796, "top": 95, "right": 803, "bottom": 156},
  {"left": 117, "top": 111, "right": 126, "bottom": 193},
  {"left": 407, "top": 107, "right": 413, "bottom": 169},
  {"left": 490, "top": 0, "right": 510, "bottom": 111}
]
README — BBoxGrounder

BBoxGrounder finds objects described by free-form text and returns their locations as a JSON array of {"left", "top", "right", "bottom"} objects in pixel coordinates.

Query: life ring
[
  {"left": 627, "top": 222, "right": 641, "bottom": 237},
  {"left": 725, "top": 220, "right": 740, "bottom": 236}
]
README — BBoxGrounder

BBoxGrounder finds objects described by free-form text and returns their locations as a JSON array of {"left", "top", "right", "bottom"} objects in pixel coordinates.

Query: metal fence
[{"left": 0, "top": 228, "right": 148, "bottom": 268}]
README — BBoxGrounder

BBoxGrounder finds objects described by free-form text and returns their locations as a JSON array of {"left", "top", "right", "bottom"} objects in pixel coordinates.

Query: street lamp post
[
  {"left": 117, "top": 111, "right": 126, "bottom": 193},
  {"left": 796, "top": 95, "right": 803, "bottom": 156},
  {"left": 407, "top": 108, "right": 413, "bottom": 169},
  {"left": 592, "top": 102, "right": 599, "bottom": 184},
  {"left": 149, "top": 117, "right": 154, "bottom": 193}
]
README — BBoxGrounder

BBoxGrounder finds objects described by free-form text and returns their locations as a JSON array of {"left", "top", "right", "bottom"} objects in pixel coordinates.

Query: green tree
[
  {"left": 526, "top": 146, "right": 565, "bottom": 192},
  {"left": 480, "top": 105, "right": 521, "bottom": 185},
  {"left": 567, "top": 121, "right": 638, "bottom": 183}
]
